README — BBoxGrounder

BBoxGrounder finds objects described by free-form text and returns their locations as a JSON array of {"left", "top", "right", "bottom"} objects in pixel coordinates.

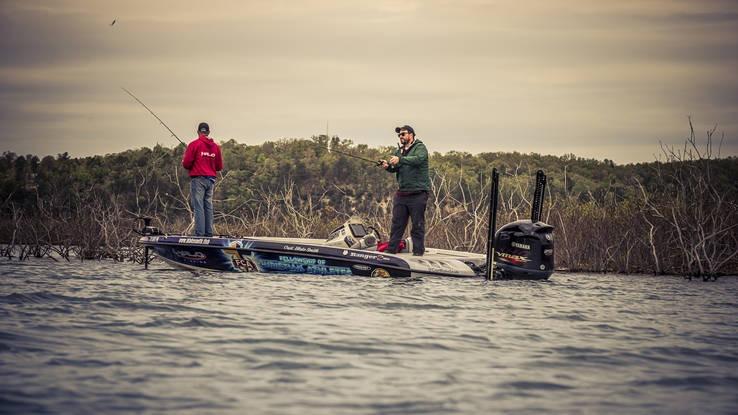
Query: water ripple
[{"left": 1, "top": 260, "right": 736, "bottom": 414}]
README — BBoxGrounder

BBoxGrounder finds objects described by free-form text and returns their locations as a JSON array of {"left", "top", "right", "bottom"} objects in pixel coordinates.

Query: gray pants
[{"left": 387, "top": 191, "right": 428, "bottom": 255}]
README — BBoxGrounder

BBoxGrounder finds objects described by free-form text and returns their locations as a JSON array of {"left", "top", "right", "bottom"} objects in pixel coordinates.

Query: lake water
[{"left": 1, "top": 259, "right": 736, "bottom": 414}]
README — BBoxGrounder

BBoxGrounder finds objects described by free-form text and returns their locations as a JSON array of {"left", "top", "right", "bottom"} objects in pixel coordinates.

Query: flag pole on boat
[
  {"left": 485, "top": 168, "right": 500, "bottom": 280},
  {"left": 121, "top": 87, "right": 185, "bottom": 146}
]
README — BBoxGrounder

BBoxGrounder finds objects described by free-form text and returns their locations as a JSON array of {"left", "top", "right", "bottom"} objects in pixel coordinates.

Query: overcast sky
[{"left": 1, "top": 0, "right": 736, "bottom": 163}]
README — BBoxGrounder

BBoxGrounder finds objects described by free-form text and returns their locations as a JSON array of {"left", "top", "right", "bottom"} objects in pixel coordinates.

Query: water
[{"left": 1, "top": 260, "right": 736, "bottom": 415}]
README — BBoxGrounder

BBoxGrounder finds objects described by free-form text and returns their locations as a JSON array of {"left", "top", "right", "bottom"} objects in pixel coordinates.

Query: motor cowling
[{"left": 494, "top": 220, "right": 554, "bottom": 280}]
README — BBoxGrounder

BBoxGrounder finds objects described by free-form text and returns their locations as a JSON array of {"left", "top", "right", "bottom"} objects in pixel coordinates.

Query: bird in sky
[{"left": 110, "top": 19, "right": 116, "bottom": 26}]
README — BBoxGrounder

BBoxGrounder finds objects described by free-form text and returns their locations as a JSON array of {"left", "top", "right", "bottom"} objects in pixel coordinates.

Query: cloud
[{"left": 0, "top": 0, "right": 736, "bottom": 163}]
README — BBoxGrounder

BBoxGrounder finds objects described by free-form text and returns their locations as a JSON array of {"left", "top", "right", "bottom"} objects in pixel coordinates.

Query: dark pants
[{"left": 387, "top": 191, "right": 428, "bottom": 255}]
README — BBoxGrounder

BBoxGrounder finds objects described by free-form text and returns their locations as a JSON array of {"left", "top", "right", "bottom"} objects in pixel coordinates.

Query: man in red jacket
[{"left": 182, "top": 122, "right": 223, "bottom": 236}]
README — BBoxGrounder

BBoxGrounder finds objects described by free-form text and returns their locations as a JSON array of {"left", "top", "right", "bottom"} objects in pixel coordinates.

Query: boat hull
[
  {"left": 141, "top": 235, "right": 414, "bottom": 277},
  {"left": 139, "top": 235, "right": 550, "bottom": 280}
]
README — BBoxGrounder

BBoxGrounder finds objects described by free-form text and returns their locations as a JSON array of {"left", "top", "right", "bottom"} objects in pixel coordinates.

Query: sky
[{"left": 1, "top": 0, "right": 737, "bottom": 164}]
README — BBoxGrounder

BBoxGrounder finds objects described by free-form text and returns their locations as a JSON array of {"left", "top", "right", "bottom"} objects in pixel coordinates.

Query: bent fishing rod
[
  {"left": 121, "top": 87, "right": 185, "bottom": 146},
  {"left": 124, "top": 88, "right": 380, "bottom": 166},
  {"left": 323, "top": 144, "right": 383, "bottom": 166}
]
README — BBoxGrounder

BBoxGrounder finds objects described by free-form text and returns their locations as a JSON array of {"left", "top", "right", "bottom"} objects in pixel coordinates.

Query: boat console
[{"left": 324, "top": 217, "right": 380, "bottom": 250}]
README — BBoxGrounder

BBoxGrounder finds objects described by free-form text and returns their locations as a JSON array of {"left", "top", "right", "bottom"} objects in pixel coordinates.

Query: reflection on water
[{"left": 1, "top": 260, "right": 736, "bottom": 414}]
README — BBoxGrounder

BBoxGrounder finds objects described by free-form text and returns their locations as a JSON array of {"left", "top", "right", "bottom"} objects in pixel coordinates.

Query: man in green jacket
[{"left": 381, "top": 124, "right": 431, "bottom": 256}]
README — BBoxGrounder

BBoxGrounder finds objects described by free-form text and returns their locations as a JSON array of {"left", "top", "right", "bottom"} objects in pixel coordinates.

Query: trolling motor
[
  {"left": 133, "top": 217, "right": 162, "bottom": 270},
  {"left": 134, "top": 217, "right": 162, "bottom": 236},
  {"left": 486, "top": 170, "right": 555, "bottom": 280}
]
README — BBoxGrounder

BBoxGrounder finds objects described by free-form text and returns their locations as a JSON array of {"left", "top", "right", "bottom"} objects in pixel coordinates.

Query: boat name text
[
  {"left": 283, "top": 245, "right": 320, "bottom": 254},
  {"left": 178, "top": 238, "right": 211, "bottom": 244}
]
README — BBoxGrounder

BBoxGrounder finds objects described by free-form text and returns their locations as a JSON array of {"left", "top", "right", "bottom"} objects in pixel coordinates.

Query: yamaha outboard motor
[
  {"left": 494, "top": 220, "right": 554, "bottom": 279},
  {"left": 489, "top": 170, "right": 555, "bottom": 280}
]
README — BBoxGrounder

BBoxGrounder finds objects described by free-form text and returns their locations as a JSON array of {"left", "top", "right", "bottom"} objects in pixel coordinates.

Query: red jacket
[{"left": 182, "top": 134, "right": 223, "bottom": 177}]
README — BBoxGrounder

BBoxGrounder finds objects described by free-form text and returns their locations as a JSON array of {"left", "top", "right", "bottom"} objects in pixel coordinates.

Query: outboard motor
[
  {"left": 494, "top": 220, "right": 554, "bottom": 279},
  {"left": 487, "top": 169, "right": 555, "bottom": 280}
]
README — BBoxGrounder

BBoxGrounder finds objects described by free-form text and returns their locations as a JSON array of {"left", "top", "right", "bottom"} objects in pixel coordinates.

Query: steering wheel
[{"left": 367, "top": 226, "right": 383, "bottom": 242}]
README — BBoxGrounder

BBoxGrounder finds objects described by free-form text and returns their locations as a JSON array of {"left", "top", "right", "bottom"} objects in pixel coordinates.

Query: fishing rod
[
  {"left": 320, "top": 143, "right": 383, "bottom": 166},
  {"left": 121, "top": 87, "right": 185, "bottom": 145}
]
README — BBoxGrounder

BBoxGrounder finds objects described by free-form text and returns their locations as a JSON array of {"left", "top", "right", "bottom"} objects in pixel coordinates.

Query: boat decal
[
  {"left": 496, "top": 251, "right": 530, "bottom": 265},
  {"left": 173, "top": 249, "right": 207, "bottom": 261},
  {"left": 347, "top": 251, "right": 383, "bottom": 261},
  {"left": 178, "top": 238, "right": 211, "bottom": 245},
  {"left": 283, "top": 245, "right": 320, "bottom": 254},
  {"left": 371, "top": 268, "right": 390, "bottom": 278},
  {"left": 257, "top": 255, "right": 352, "bottom": 275},
  {"left": 352, "top": 264, "right": 371, "bottom": 271},
  {"left": 232, "top": 255, "right": 257, "bottom": 272},
  {"left": 277, "top": 255, "right": 327, "bottom": 265}
]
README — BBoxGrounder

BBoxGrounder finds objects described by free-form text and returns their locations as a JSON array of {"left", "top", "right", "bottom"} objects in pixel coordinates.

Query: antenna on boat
[
  {"left": 531, "top": 170, "right": 546, "bottom": 222},
  {"left": 485, "top": 168, "right": 500, "bottom": 280}
]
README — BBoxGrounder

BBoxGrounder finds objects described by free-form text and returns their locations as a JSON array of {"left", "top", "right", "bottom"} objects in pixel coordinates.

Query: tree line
[{"left": 1, "top": 126, "right": 736, "bottom": 277}]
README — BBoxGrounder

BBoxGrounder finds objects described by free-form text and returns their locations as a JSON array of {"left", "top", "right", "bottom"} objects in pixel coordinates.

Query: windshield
[{"left": 349, "top": 224, "right": 367, "bottom": 238}]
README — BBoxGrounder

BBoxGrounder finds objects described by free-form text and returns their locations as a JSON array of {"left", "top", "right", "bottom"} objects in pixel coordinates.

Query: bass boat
[{"left": 138, "top": 170, "right": 554, "bottom": 280}]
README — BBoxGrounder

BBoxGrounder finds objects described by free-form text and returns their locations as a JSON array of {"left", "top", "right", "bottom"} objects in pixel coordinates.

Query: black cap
[
  {"left": 198, "top": 122, "right": 210, "bottom": 133},
  {"left": 394, "top": 125, "right": 415, "bottom": 135}
]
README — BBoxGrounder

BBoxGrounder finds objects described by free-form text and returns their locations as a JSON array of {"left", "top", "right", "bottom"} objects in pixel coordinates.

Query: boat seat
[{"left": 376, "top": 238, "right": 412, "bottom": 253}]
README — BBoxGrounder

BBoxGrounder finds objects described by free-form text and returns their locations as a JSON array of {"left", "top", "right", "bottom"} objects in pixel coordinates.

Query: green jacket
[{"left": 386, "top": 139, "right": 430, "bottom": 192}]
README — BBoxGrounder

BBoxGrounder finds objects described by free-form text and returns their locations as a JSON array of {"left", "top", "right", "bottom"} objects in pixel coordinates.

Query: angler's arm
[
  {"left": 398, "top": 144, "right": 428, "bottom": 167},
  {"left": 182, "top": 143, "right": 195, "bottom": 169},
  {"left": 215, "top": 145, "right": 224, "bottom": 171}
]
